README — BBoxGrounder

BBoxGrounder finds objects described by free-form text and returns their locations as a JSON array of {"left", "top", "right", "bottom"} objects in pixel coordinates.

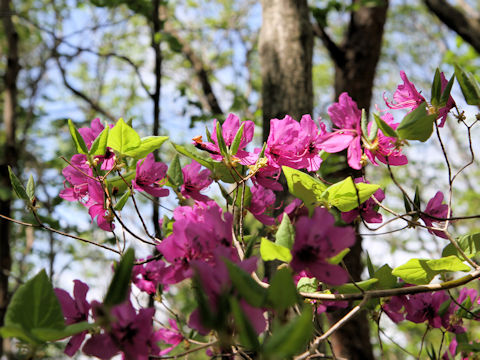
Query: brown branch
[
  {"left": 311, "top": 21, "right": 345, "bottom": 68},
  {"left": 424, "top": 0, "right": 480, "bottom": 54}
]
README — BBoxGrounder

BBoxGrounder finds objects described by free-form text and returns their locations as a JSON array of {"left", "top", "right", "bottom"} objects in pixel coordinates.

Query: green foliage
[
  {"left": 392, "top": 256, "right": 470, "bottom": 285},
  {"left": 8, "top": 167, "right": 29, "bottom": 201},
  {"left": 282, "top": 166, "right": 327, "bottom": 212},
  {"left": 106, "top": 118, "right": 141, "bottom": 155},
  {"left": 442, "top": 233, "right": 480, "bottom": 258},
  {"left": 373, "top": 113, "right": 398, "bottom": 138},
  {"left": 275, "top": 214, "right": 295, "bottom": 250},
  {"left": 266, "top": 268, "right": 298, "bottom": 312},
  {"left": 113, "top": 189, "right": 131, "bottom": 211},
  {"left": 260, "top": 237, "right": 292, "bottom": 263},
  {"left": 396, "top": 102, "right": 437, "bottom": 142},
  {"left": 68, "top": 119, "right": 89, "bottom": 155},
  {"left": 166, "top": 154, "right": 184, "bottom": 187},
  {"left": 230, "top": 297, "right": 260, "bottom": 350},
  {"left": 103, "top": 248, "right": 135, "bottom": 307},
  {"left": 224, "top": 259, "right": 267, "bottom": 308},
  {"left": 89, "top": 127, "right": 110, "bottom": 156},
  {"left": 454, "top": 64, "right": 480, "bottom": 106}
]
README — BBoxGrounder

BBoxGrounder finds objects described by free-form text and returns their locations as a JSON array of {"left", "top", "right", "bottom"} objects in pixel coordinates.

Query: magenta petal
[
  {"left": 318, "top": 133, "right": 354, "bottom": 153},
  {"left": 347, "top": 137, "right": 362, "bottom": 170},
  {"left": 64, "top": 332, "right": 86, "bottom": 357},
  {"left": 82, "top": 334, "right": 119, "bottom": 360}
]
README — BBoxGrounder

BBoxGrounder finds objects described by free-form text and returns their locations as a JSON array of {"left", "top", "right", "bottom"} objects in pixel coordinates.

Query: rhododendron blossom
[
  {"left": 248, "top": 184, "right": 276, "bottom": 225},
  {"left": 341, "top": 178, "right": 385, "bottom": 224},
  {"left": 132, "top": 258, "right": 168, "bottom": 294},
  {"left": 180, "top": 160, "right": 212, "bottom": 202},
  {"left": 291, "top": 207, "right": 355, "bottom": 285},
  {"left": 421, "top": 191, "right": 449, "bottom": 238},
  {"left": 132, "top": 153, "right": 169, "bottom": 198},
  {"left": 318, "top": 92, "right": 363, "bottom": 169}
]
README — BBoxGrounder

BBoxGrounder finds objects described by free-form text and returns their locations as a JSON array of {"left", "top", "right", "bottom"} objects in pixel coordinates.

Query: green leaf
[
  {"left": 104, "top": 248, "right": 135, "bottom": 307},
  {"left": 114, "top": 189, "right": 131, "bottom": 211},
  {"left": 123, "top": 136, "right": 169, "bottom": 158},
  {"left": 431, "top": 68, "right": 442, "bottom": 107},
  {"left": 212, "top": 162, "right": 238, "bottom": 184},
  {"left": 89, "top": 126, "right": 110, "bottom": 156},
  {"left": 373, "top": 264, "right": 397, "bottom": 289},
  {"left": 215, "top": 121, "right": 229, "bottom": 160},
  {"left": 230, "top": 298, "right": 260, "bottom": 350},
  {"left": 275, "top": 214, "right": 295, "bottom": 250},
  {"left": 296, "top": 277, "right": 318, "bottom": 293},
  {"left": 327, "top": 248, "right": 350, "bottom": 265},
  {"left": 443, "top": 233, "right": 480, "bottom": 259},
  {"left": 26, "top": 175, "right": 35, "bottom": 201},
  {"left": 68, "top": 119, "right": 89, "bottom": 155},
  {"left": 106, "top": 171, "right": 136, "bottom": 194},
  {"left": 230, "top": 123, "right": 244, "bottom": 156},
  {"left": 260, "top": 238, "right": 292, "bottom": 263},
  {"left": 367, "top": 116, "right": 378, "bottom": 143},
  {"left": 172, "top": 143, "right": 213, "bottom": 170},
  {"left": 228, "top": 185, "right": 252, "bottom": 208},
  {"left": 224, "top": 259, "right": 267, "bottom": 308},
  {"left": 262, "top": 305, "right": 313, "bottom": 357},
  {"left": 323, "top": 177, "right": 380, "bottom": 212},
  {"left": 166, "top": 154, "right": 183, "bottom": 187},
  {"left": 397, "top": 102, "right": 436, "bottom": 142},
  {"left": 4, "top": 270, "right": 65, "bottom": 344},
  {"left": 426, "top": 256, "right": 470, "bottom": 272},
  {"left": 414, "top": 186, "right": 421, "bottom": 210},
  {"left": 266, "top": 268, "right": 298, "bottom": 311},
  {"left": 366, "top": 251, "right": 375, "bottom": 278},
  {"left": 373, "top": 113, "right": 398, "bottom": 138},
  {"left": 439, "top": 74, "right": 455, "bottom": 107},
  {"left": 282, "top": 166, "right": 327, "bottom": 213},
  {"left": 8, "top": 167, "right": 29, "bottom": 201},
  {"left": 361, "top": 109, "right": 369, "bottom": 139},
  {"left": 392, "top": 258, "right": 438, "bottom": 285},
  {"left": 0, "top": 325, "right": 34, "bottom": 344},
  {"left": 454, "top": 64, "right": 480, "bottom": 106},
  {"left": 31, "top": 322, "right": 94, "bottom": 342},
  {"left": 403, "top": 192, "right": 412, "bottom": 213},
  {"left": 106, "top": 118, "right": 141, "bottom": 155},
  {"left": 335, "top": 278, "right": 379, "bottom": 294}
]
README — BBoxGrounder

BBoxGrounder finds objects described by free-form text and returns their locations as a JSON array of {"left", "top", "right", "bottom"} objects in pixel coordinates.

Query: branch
[
  {"left": 162, "top": 25, "right": 223, "bottom": 115},
  {"left": 424, "top": 0, "right": 480, "bottom": 54},
  {"left": 311, "top": 20, "right": 345, "bottom": 67}
]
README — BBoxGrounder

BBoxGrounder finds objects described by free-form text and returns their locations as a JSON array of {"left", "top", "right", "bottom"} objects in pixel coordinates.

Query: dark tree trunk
[
  {"left": 0, "top": 0, "right": 19, "bottom": 355},
  {"left": 259, "top": 0, "right": 313, "bottom": 141},
  {"left": 314, "top": 1, "right": 389, "bottom": 359}
]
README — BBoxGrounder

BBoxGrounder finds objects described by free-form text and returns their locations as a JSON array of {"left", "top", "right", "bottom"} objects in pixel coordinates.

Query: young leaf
[
  {"left": 215, "top": 121, "right": 229, "bottom": 160},
  {"left": 296, "top": 277, "right": 318, "bottom": 293},
  {"left": 334, "top": 278, "right": 379, "bottom": 294},
  {"left": 431, "top": 68, "right": 442, "bottom": 107},
  {"left": 439, "top": 74, "right": 455, "bottom": 107},
  {"left": 367, "top": 117, "right": 378, "bottom": 143},
  {"left": 282, "top": 166, "right": 327, "bottom": 213},
  {"left": 260, "top": 238, "right": 292, "bottom": 263},
  {"left": 26, "top": 175, "right": 35, "bottom": 201},
  {"left": 230, "top": 122, "right": 245, "bottom": 155},
  {"left": 327, "top": 248, "right": 350, "bottom": 265},
  {"left": 68, "top": 119, "right": 89, "bottom": 155},
  {"left": 262, "top": 305, "right": 313, "bottom": 358},
  {"left": 442, "top": 233, "right": 480, "bottom": 258},
  {"left": 106, "top": 118, "right": 141, "bottom": 155},
  {"left": 403, "top": 192, "right": 412, "bottom": 214},
  {"left": 8, "top": 167, "right": 29, "bottom": 201},
  {"left": 373, "top": 113, "right": 398, "bottom": 138},
  {"left": 366, "top": 251, "right": 375, "bottom": 278},
  {"left": 224, "top": 259, "right": 267, "bottom": 308},
  {"left": 114, "top": 189, "right": 131, "bottom": 211},
  {"left": 426, "top": 256, "right": 470, "bottom": 272},
  {"left": 275, "top": 214, "right": 295, "bottom": 250},
  {"left": 3, "top": 270, "right": 65, "bottom": 344},
  {"left": 373, "top": 264, "right": 397, "bottom": 289},
  {"left": 454, "top": 64, "right": 480, "bottom": 106},
  {"left": 230, "top": 298, "right": 260, "bottom": 350},
  {"left": 166, "top": 154, "right": 183, "bottom": 187},
  {"left": 266, "top": 268, "right": 298, "bottom": 312},
  {"left": 414, "top": 185, "right": 421, "bottom": 210},
  {"left": 323, "top": 177, "right": 380, "bottom": 212},
  {"left": 397, "top": 102, "right": 436, "bottom": 142},
  {"left": 171, "top": 143, "right": 213, "bottom": 170},
  {"left": 123, "top": 136, "right": 169, "bottom": 158},
  {"left": 392, "top": 258, "right": 438, "bottom": 285},
  {"left": 360, "top": 108, "right": 369, "bottom": 138},
  {"left": 103, "top": 248, "right": 135, "bottom": 307},
  {"left": 89, "top": 126, "right": 110, "bottom": 156}
]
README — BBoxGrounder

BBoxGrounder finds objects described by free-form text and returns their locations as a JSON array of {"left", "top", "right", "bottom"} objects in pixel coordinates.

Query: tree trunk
[
  {"left": 317, "top": 1, "right": 389, "bottom": 359},
  {"left": 0, "top": 0, "right": 19, "bottom": 355},
  {"left": 259, "top": 0, "right": 313, "bottom": 141}
]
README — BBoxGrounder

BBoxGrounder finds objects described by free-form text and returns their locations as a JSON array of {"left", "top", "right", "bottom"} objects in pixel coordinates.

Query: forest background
[{"left": 1, "top": 0, "right": 480, "bottom": 358}]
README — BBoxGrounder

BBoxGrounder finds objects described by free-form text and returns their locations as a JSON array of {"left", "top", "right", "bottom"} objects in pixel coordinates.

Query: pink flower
[
  {"left": 180, "top": 161, "right": 212, "bottom": 202},
  {"left": 248, "top": 185, "right": 276, "bottom": 225},
  {"left": 132, "top": 153, "right": 169, "bottom": 198},
  {"left": 157, "top": 319, "right": 184, "bottom": 355},
  {"left": 291, "top": 207, "right": 355, "bottom": 285},
  {"left": 195, "top": 113, "right": 255, "bottom": 164},
  {"left": 78, "top": 118, "right": 115, "bottom": 170},
  {"left": 341, "top": 178, "right": 385, "bottom": 224},
  {"left": 265, "top": 115, "right": 325, "bottom": 171},
  {"left": 382, "top": 295, "right": 407, "bottom": 324},
  {"left": 318, "top": 93, "right": 363, "bottom": 170},
  {"left": 83, "top": 301, "right": 161, "bottom": 360},
  {"left": 364, "top": 113, "right": 408, "bottom": 166},
  {"left": 59, "top": 154, "right": 92, "bottom": 202},
  {"left": 421, "top": 191, "right": 449, "bottom": 239},
  {"left": 54, "top": 280, "right": 91, "bottom": 356},
  {"left": 156, "top": 201, "right": 236, "bottom": 284},
  {"left": 132, "top": 259, "right": 168, "bottom": 294},
  {"left": 384, "top": 71, "right": 425, "bottom": 111},
  {"left": 404, "top": 291, "right": 453, "bottom": 329},
  {"left": 437, "top": 72, "right": 456, "bottom": 127},
  {"left": 86, "top": 179, "right": 114, "bottom": 231}
]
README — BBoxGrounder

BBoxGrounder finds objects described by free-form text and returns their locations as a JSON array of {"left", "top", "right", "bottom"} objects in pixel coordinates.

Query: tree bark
[
  {"left": 424, "top": 0, "right": 480, "bottom": 54},
  {"left": 0, "top": 0, "right": 19, "bottom": 355},
  {"left": 259, "top": 0, "right": 313, "bottom": 141},
  {"left": 314, "top": 1, "right": 389, "bottom": 359}
]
